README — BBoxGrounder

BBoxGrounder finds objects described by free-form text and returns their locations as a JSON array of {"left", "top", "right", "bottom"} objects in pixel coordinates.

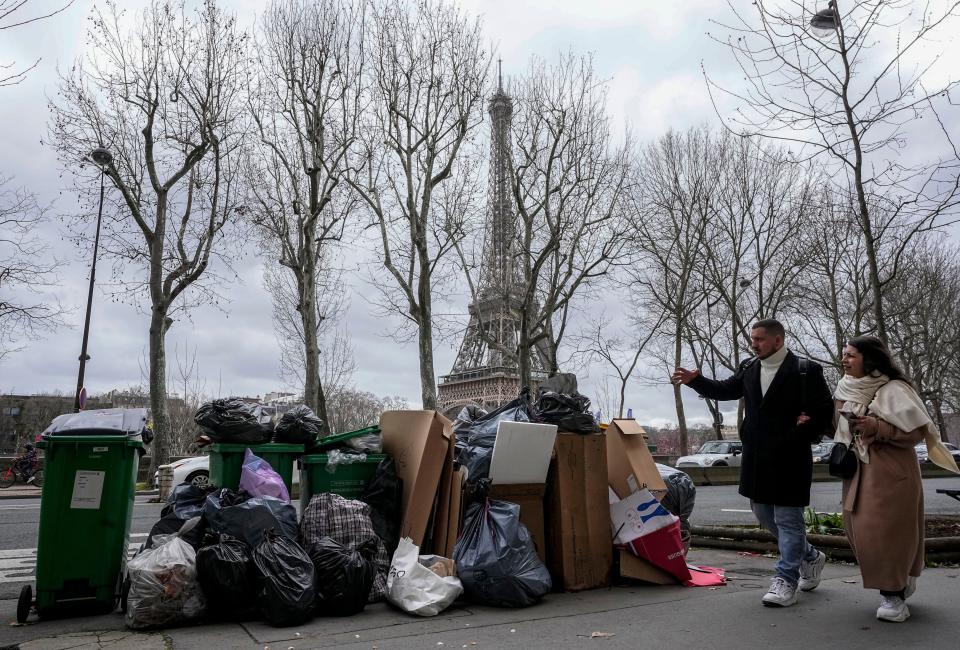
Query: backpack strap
[{"left": 798, "top": 356, "right": 809, "bottom": 411}]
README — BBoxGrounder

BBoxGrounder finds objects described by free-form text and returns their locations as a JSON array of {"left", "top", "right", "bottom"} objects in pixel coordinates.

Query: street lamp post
[{"left": 74, "top": 147, "right": 113, "bottom": 412}]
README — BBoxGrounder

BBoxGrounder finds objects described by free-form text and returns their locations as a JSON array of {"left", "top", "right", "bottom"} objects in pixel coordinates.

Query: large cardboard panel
[
  {"left": 380, "top": 410, "right": 453, "bottom": 547},
  {"left": 618, "top": 548, "right": 677, "bottom": 585},
  {"left": 489, "top": 421, "right": 557, "bottom": 484},
  {"left": 606, "top": 419, "right": 667, "bottom": 499},
  {"left": 430, "top": 438, "right": 456, "bottom": 555},
  {"left": 443, "top": 467, "right": 467, "bottom": 558},
  {"left": 490, "top": 482, "right": 547, "bottom": 563},
  {"left": 544, "top": 431, "right": 612, "bottom": 591}
]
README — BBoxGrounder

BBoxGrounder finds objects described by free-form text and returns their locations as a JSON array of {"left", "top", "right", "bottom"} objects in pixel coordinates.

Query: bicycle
[{"left": 0, "top": 459, "right": 44, "bottom": 488}]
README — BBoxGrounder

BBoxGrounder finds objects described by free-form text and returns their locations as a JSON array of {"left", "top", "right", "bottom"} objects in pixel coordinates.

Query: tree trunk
[
  {"left": 148, "top": 307, "right": 172, "bottom": 475},
  {"left": 673, "top": 325, "right": 689, "bottom": 456},
  {"left": 417, "top": 262, "right": 438, "bottom": 410},
  {"left": 518, "top": 307, "right": 532, "bottom": 388}
]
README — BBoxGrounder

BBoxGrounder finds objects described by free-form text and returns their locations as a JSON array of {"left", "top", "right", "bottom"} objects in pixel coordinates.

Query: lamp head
[
  {"left": 810, "top": 2, "right": 838, "bottom": 38},
  {"left": 90, "top": 147, "right": 113, "bottom": 167}
]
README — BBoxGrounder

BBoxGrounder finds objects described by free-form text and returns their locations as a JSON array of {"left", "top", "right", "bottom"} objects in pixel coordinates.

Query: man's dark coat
[{"left": 688, "top": 351, "right": 834, "bottom": 507}]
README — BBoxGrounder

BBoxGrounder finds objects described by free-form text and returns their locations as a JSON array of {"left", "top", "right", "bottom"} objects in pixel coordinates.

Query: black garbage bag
[
  {"left": 452, "top": 404, "right": 488, "bottom": 436},
  {"left": 534, "top": 389, "right": 599, "bottom": 434},
  {"left": 274, "top": 405, "right": 324, "bottom": 445},
  {"left": 196, "top": 534, "right": 256, "bottom": 620},
  {"left": 194, "top": 398, "right": 271, "bottom": 444},
  {"left": 251, "top": 530, "right": 315, "bottom": 627},
  {"left": 359, "top": 457, "right": 403, "bottom": 555},
  {"left": 456, "top": 389, "right": 532, "bottom": 483},
  {"left": 307, "top": 536, "right": 377, "bottom": 616},
  {"left": 145, "top": 513, "right": 207, "bottom": 552},
  {"left": 453, "top": 499, "right": 552, "bottom": 608},
  {"left": 656, "top": 463, "right": 696, "bottom": 550},
  {"left": 203, "top": 490, "right": 298, "bottom": 549},
  {"left": 163, "top": 483, "right": 219, "bottom": 520}
]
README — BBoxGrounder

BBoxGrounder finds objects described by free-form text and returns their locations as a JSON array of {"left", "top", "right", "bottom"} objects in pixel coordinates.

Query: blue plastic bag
[{"left": 239, "top": 448, "right": 290, "bottom": 503}]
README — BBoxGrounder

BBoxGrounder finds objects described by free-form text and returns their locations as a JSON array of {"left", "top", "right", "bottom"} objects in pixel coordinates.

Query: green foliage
[{"left": 804, "top": 507, "right": 845, "bottom": 535}]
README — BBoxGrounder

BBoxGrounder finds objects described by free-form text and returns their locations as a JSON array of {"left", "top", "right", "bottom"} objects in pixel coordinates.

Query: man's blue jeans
[{"left": 751, "top": 501, "right": 819, "bottom": 587}]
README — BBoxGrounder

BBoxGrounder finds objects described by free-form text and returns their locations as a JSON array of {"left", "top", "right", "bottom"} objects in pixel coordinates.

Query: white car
[
  {"left": 153, "top": 456, "right": 210, "bottom": 488},
  {"left": 915, "top": 442, "right": 960, "bottom": 464},
  {"left": 676, "top": 441, "right": 743, "bottom": 468}
]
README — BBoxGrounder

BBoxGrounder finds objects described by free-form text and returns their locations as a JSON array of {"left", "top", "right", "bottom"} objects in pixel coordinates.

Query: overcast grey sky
[{"left": 2, "top": 0, "right": 958, "bottom": 427}]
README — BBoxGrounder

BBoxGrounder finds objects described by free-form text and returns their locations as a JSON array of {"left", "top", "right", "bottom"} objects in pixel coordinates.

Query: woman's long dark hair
[{"left": 847, "top": 335, "right": 913, "bottom": 387}]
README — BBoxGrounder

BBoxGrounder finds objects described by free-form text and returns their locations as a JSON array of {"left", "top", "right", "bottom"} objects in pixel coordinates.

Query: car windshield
[{"left": 696, "top": 442, "right": 737, "bottom": 454}]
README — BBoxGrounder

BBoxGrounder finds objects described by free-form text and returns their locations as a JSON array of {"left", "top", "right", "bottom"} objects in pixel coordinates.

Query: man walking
[{"left": 672, "top": 319, "right": 834, "bottom": 607}]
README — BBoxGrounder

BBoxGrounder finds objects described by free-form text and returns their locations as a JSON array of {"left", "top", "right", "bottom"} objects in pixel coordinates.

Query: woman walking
[{"left": 834, "top": 336, "right": 959, "bottom": 622}]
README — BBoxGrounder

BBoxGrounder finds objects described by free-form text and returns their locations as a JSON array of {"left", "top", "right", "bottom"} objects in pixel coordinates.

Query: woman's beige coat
[{"left": 838, "top": 399, "right": 925, "bottom": 591}]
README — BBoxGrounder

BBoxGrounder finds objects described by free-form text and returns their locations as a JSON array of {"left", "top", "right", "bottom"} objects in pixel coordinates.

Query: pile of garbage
[{"left": 128, "top": 380, "right": 718, "bottom": 630}]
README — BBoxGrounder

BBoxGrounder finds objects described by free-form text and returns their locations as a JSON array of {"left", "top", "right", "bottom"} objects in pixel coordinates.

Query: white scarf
[
  {"left": 834, "top": 374, "right": 960, "bottom": 473},
  {"left": 833, "top": 373, "right": 889, "bottom": 463}
]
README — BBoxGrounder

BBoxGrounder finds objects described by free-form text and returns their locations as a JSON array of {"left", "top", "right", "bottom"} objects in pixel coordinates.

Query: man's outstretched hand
[{"left": 672, "top": 367, "right": 700, "bottom": 385}]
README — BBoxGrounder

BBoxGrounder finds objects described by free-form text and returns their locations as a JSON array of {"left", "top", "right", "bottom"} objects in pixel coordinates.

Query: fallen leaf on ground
[
  {"left": 590, "top": 632, "right": 616, "bottom": 639},
  {"left": 842, "top": 579, "right": 858, "bottom": 584},
  {"left": 736, "top": 551, "right": 761, "bottom": 557}
]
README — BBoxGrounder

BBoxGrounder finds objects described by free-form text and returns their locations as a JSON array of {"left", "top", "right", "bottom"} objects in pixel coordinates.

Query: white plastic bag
[
  {"left": 386, "top": 537, "right": 463, "bottom": 616},
  {"left": 125, "top": 519, "right": 205, "bottom": 629}
]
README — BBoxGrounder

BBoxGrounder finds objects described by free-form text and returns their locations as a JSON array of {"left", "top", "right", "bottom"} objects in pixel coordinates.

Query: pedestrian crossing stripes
[{"left": 0, "top": 534, "right": 147, "bottom": 584}]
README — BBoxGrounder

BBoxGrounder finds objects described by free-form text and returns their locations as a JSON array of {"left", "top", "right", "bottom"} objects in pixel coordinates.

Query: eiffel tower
[{"left": 437, "top": 64, "right": 547, "bottom": 416}]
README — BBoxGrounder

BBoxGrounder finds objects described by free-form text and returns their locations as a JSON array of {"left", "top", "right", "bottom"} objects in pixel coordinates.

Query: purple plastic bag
[{"left": 239, "top": 449, "right": 290, "bottom": 503}]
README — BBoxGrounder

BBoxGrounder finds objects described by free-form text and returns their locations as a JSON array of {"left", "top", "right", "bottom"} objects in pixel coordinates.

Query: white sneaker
[
  {"left": 904, "top": 576, "right": 917, "bottom": 599},
  {"left": 762, "top": 577, "right": 799, "bottom": 607},
  {"left": 877, "top": 595, "right": 910, "bottom": 622},
  {"left": 799, "top": 550, "right": 827, "bottom": 592}
]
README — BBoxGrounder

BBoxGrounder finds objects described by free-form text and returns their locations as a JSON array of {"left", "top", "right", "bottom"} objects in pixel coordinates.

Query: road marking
[
  {"left": 720, "top": 508, "right": 753, "bottom": 513},
  {"left": 0, "top": 543, "right": 140, "bottom": 584}
]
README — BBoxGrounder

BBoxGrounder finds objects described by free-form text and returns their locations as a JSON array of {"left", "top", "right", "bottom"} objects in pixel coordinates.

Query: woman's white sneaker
[{"left": 876, "top": 595, "right": 910, "bottom": 622}]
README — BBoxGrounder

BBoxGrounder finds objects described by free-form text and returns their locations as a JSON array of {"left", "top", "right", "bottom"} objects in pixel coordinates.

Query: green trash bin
[
  {"left": 208, "top": 442, "right": 304, "bottom": 493},
  {"left": 30, "top": 432, "right": 143, "bottom": 619},
  {"left": 299, "top": 453, "right": 386, "bottom": 511}
]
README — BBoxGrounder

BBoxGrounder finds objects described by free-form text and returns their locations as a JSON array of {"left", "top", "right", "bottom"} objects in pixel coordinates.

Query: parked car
[
  {"left": 915, "top": 442, "right": 960, "bottom": 463},
  {"left": 812, "top": 441, "right": 838, "bottom": 464},
  {"left": 153, "top": 456, "right": 209, "bottom": 488},
  {"left": 676, "top": 441, "right": 743, "bottom": 467}
]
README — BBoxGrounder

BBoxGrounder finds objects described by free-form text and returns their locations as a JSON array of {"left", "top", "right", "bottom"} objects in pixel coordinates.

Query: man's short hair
[{"left": 752, "top": 318, "right": 786, "bottom": 338}]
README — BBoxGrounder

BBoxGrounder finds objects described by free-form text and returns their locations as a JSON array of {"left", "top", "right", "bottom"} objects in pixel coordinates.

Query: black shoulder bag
[{"left": 828, "top": 441, "right": 858, "bottom": 479}]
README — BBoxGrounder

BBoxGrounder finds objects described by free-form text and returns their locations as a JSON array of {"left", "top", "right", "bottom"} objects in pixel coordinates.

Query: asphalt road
[{"left": 0, "top": 478, "right": 958, "bottom": 602}]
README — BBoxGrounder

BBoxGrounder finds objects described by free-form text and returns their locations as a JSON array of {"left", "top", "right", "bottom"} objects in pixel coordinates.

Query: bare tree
[
  {"left": 246, "top": 0, "right": 364, "bottom": 431},
  {"left": 0, "top": 176, "right": 66, "bottom": 360},
  {"left": 324, "top": 388, "right": 408, "bottom": 433},
  {"left": 885, "top": 239, "right": 960, "bottom": 439},
  {"left": 0, "top": 0, "right": 76, "bottom": 86},
  {"left": 571, "top": 307, "right": 664, "bottom": 420},
  {"left": 347, "top": 0, "right": 490, "bottom": 409},
  {"left": 707, "top": 0, "right": 960, "bottom": 345},
  {"left": 627, "top": 127, "right": 720, "bottom": 456},
  {"left": 49, "top": 0, "right": 248, "bottom": 471},
  {"left": 508, "top": 52, "right": 632, "bottom": 385}
]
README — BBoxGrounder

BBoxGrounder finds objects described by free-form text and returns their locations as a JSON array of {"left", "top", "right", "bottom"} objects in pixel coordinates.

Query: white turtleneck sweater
[{"left": 759, "top": 346, "right": 789, "bottom": 396}]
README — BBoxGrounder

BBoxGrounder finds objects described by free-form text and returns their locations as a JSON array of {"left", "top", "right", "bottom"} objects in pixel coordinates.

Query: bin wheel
[{"left": 17, "top": 584, "right": 32, "bottom": 624}]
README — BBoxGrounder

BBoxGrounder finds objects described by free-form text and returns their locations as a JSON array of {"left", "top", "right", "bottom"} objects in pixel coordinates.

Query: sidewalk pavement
[{"left": 3, "top": 548, "right": 958, "bottom": 650}]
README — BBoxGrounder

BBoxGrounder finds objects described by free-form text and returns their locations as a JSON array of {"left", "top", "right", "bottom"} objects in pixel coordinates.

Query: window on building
[{"left": 2, "top": 407, "right": 22, "bottom": 417}]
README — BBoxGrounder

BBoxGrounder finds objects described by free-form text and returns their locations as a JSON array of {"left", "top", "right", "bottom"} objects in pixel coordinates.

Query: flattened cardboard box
[
  {"left": 617, "top": 548, "right": 676, "bottom": 585},
  {"left": 545, "top": 431, "right": 612, "bottom": 591},
  {"left": 380, "top": 410, "right": 453, "bottom": 547},
  {"left": 606, "top": 419, "right": 666, "bottom": 500}
]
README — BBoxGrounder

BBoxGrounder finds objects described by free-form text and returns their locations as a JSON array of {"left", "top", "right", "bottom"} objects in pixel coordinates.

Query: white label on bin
[
  {"left": 92, "top": 447, "right": 108, "bottom": 452},
  {"left": 70, "top": 470, "right": 105, "bottom": 509}
]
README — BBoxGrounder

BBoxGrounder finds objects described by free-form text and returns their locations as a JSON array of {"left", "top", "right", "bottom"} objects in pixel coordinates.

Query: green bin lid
[
  {"left": 210, "top": 442, "right": 304, "bottom": 453},
  {"left": 313, "top": 425, "right": 381, "bottom": 449}
]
